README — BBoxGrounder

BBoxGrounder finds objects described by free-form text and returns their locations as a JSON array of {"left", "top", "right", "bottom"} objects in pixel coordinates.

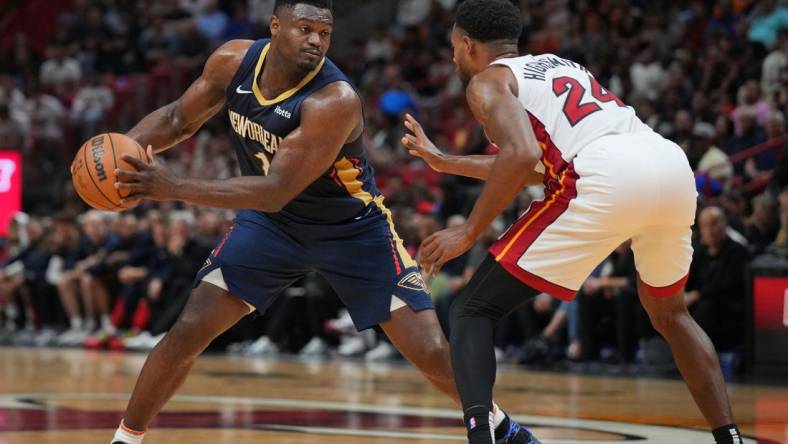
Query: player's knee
[
  {"left": 648, "top": 305, "right": 689, "bottom": 336},
  {"left": 412, "top": 334, "right": 452, "bottom": 378},
  {"left": 448, "top": 294, "right": 473, "bottom": 324},
  {"left": 423, "top": 333, "right": 450, "bottom": 365},
  {"left": 163, "top": 315, "right": 205, "bottom": 358}
]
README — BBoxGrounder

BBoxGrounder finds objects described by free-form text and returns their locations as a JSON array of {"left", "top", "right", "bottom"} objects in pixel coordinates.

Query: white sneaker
[
  {"left": 57, "top": 328, "right": 90, "bottom": 346},
  {"left": 325, "top": 310, "right": 356, "bottom": 335},
  {"left": 245, "top": 336, "right": 279, "bottom": 356},
  {"left": 364, "top": 341, "right": 398, "bottom": 362},
  {"left": 33, "top": 328, "right": 58, "bottom": 347},
  {"left": 337, "top": 335, "right": 368, "bottom": 357},
  {"left": 227, "top": 340, "right": 253, "bottom": 355},
  {"left": 123, "top": 331, "right": 153, "bottom": 350},
  {"left": 139, "top": 333, "right": 165, "bottom": 350},
  {"left": 299, "top": 337, "right": 329, "bottom": 357}
]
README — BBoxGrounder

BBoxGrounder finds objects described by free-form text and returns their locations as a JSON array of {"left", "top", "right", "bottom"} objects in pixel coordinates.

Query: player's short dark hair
[
  {"left": 455, "top": 0, "right": 522, "bottom": 43},
  {"left": 274, "top": 0, "right": 333, "bottom": 14}
]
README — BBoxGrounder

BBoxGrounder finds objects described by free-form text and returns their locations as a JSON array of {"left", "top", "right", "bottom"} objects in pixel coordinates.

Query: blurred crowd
[{"left": 0, "top": 0, "right": 787, "bottom": 373}]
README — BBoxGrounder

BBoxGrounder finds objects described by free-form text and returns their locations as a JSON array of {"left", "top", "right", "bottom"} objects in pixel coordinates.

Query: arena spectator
[
  {"left": 745, "top": 193, "right": 780, "bottom": 255},
  {"left": 695, "top": 122, "right": 734, "bottom": 189},
  {"left": 39, "top": 44, "right": 82, "bottom": 97},
  {"left": 70, "top": 75, "right": 114, "bottom": 141},
  {"left": 685, "top": 206, "right": 750, "bottom": 351},
  {"left": 762, "top": 29, "right": 787, "bottom": 97},
  {"left": 576, "top": 242, "right": 641, "bottom": 363}
]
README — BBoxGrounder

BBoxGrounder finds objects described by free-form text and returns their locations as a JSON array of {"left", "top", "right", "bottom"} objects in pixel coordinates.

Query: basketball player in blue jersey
[{"left": 107, "top": 1, "right": 536, "bottom": 443}]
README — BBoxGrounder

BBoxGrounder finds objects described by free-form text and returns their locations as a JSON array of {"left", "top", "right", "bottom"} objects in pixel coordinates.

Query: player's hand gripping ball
[{"left": 70, "top": 133, "right": 149, "bottom": 211}]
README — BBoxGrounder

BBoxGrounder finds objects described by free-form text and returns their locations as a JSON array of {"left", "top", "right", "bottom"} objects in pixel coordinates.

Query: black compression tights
[{"left": 449, "top": 254, "right": 541, "bottom": 444}]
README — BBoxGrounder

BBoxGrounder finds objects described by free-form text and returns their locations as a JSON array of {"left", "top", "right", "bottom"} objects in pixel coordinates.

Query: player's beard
[
  {"left": 458, "top": 68, "right": 472, "bottom": 88},
  {"left": 297, "top": 60, "right": 317, "bottom": 72}
]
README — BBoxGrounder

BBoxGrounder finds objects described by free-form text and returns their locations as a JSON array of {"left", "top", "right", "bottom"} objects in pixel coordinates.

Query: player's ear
[
  {"left": 270, "top": 14, "right": 280, "bottom": 37},
  {"left": 462, "top": 35, "right": 474, "bottom": 56}
]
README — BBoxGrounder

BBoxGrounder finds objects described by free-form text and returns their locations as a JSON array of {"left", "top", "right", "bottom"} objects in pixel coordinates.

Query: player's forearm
[
  {"left": 172, "top": 176, "right": 287, "bottom": 212},
  {"left": 441, "top": 154, "right": 544, "bottom": 185},
  {"left": 439, "top": 154, "right": 496, "bottom": 180},
  {"left": 127, "top": 102, "right": 194, "bottom": 154},
  {"left": 464, "top": 149, "right": 539, "bottom": 240}
]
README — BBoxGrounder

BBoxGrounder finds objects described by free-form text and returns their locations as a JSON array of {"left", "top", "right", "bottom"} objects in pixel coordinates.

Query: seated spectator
[
  {"left": 747, "top": 0, "right": 788, "bottom": 49},
  {"left": 576, "top": 242, "right": 642, "bottom": 364},
  {"left": 765, "top": 187, "right": 788, "bottom": 258},
  {"left": 195, "top": 0, "right": 229, "bottom": 44},
  {"left": 731, "top": 80, "right": 770, "bottom": 133},
  {"left": 732, "top": 107, "right": 768, "bottom": 177},
  {"left": 745, "top": 111, "right": 786, "bottom": 182},
  {"left": 694, "top": 122, "right": 733, "bottom": 190},
  {"left": 0, "top": 102, "right": 25, "bottom": 150},
  {"left": 39, "top": 44, "right": 82, "bottom": 98},
  {"left": 56, "top": 211, "right": 108, "bottom": 345},
  {"left": 744, "top": 193, "right": 780, "bottom": 255},
  {"left": 70, "top": 75, "right": 114, "bottom": 141},
  {"left": 515, "top": 294, "right": 567, "bottom": 365},
  {"left": 761, "top": 29, "right": 787, "bottom": 97},
  {"left": 138, "top": 15, "right": 179, "bottom": 69},
  {"left": 685, "top": 206, "right": 750, "bottom": 351}
]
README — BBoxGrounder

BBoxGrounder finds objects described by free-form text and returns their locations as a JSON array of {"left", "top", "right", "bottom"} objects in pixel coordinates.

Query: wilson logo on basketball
[{"left": 90, "top": 136, "right": 108, "bottom": 181}]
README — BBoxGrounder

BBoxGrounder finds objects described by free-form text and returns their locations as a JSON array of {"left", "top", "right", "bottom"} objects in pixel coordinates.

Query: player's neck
[
  {"left": 258, "top": 48, "right": 311, "bottom": 99},
  {"left": 489, "top": 48, "right": 518, "bottom": 64}
]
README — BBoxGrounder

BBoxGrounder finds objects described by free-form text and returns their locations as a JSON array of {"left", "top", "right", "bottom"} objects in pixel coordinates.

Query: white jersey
[{"left": 493, "top": 54, "right": 651, "bottom": 166}]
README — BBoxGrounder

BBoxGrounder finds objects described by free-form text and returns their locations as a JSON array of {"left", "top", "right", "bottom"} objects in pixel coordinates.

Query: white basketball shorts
[{"left": 489, "top": 131, "right": 697, "bottom": 300}]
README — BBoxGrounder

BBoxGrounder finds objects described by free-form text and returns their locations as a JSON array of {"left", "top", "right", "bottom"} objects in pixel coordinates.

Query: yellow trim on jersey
[
  {"left": 252, "top": 43, "right": 326, "bottom": 106},
  {"left": 495, "top": 168, "right": 569, "bottom": 261},
  {"left": 333, "top": 157, "right": 374, "bottom": 205},
  {"left": 333, "top": 158, "right": 416, "bottom": 268},
  {"left": 374, "top": 196, "right": 417, "bottom": 269}
]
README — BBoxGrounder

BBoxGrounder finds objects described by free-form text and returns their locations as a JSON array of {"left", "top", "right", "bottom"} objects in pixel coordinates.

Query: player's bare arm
[
  {"left": 116, "top": 82, "right": 361, "bottom": 212},
  {"left": 126, "top": 39, "right": 254, "bottom": 153},
  {"left": 403, "top": 113, "right": 544, "bottom": 184},
  {"left": 420, "top": 66, "right": 542, "bottom": 275}
]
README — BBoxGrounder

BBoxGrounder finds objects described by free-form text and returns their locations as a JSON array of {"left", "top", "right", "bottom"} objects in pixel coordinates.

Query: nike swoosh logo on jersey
[
  {"left": 236, "top": 85, "right": 253, "bottom": 94},
  {"left": 354, "top": 208, "right": 373, "bottom": 220}
]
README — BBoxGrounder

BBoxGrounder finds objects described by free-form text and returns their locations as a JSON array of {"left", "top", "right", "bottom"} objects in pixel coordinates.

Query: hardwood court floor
[{"left": 0, "top": 347, "right": 786, "bottom": 443}]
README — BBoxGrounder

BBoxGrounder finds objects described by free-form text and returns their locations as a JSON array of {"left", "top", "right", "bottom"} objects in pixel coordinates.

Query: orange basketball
[{"left": 70, "top": 133, "right": 148, "bottom": 212}]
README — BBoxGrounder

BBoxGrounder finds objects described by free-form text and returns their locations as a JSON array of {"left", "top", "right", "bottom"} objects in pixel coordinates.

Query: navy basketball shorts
[{"left": 193, "top": 210, "right": 433, "bottom": 330}]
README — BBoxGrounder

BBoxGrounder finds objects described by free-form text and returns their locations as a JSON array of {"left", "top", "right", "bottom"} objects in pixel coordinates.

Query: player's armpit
[
  {"left": 127, "top": 39, "right": 254, "bottom": 153},
  {"left": 460, "top": 68, "right": 543, "bottom": 241}
]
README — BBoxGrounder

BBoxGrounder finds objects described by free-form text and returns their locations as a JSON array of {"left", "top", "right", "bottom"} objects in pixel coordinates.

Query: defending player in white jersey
[{"left": 403, "top": 1, "right": 741, "bottom": 444}]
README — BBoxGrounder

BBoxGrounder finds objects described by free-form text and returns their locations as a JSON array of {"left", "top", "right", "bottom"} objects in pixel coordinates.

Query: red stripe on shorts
[
  {"left": 214, "top": 224, "right": 235, "bottom": 257},
  {"left": 638, "top": 273, "right": 689, "bottom": 298},
  {"left": 389, "top": 236, "right": 402, "bottom": 275},
  {"left": 489, "top": 157, "right": 579, "bottom": 300}
]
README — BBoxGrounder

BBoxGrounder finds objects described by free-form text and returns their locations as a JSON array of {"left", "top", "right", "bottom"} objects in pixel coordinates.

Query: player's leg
[
  {"left": 379, "top": 304, "right": 456, "bottom": 399},
  {"left": 636, "top": 284, "right": 737, "bottom": 429},
  {"left": 449, "top": 255, "right": 541, "bottom": 444},
  {"left": 119, "top": 281, "right": 251, "bottom": 432},
  {"left": 632, "top": 226, "right": 740, "bottom": 443},
  {"left": 316, "top": 213, "right": 538, "bottom": 443}
]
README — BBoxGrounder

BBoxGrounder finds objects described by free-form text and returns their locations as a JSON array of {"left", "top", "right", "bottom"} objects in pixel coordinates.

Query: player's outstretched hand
[
  {"left": 402, "top": 113, "right": 446, "bottom": 172},
  {"left": 115, "top": 145, "right": 180, "bottom": 204},
  {"left": 419, "top": 226, "right": 474, "bottom": 277}
]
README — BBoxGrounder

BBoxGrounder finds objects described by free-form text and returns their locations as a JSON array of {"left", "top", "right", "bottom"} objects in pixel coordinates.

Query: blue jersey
[{"left": 225, "top": 39, "right": 382, "bottom": 226}]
